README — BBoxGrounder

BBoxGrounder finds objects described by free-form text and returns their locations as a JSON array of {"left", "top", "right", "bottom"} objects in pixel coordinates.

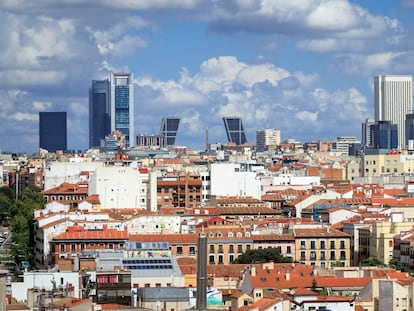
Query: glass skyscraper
[
  {"left": 39, "top": 112, "right": 67, "bottom": 152},
  {"left": 89, "top": 79, "right": 111, "bottom": 148},
  {"left": 160, "top": 117, "right": 180, "bottom": 146},
  {"left": 89, "top": 73, "right": 135, "bottom": 149},
  {"left": 223, "top": 117, "right": 247, "bottom": 145},
  {"left": 110, "top": 73, "right": 134, "bottom": 148}
]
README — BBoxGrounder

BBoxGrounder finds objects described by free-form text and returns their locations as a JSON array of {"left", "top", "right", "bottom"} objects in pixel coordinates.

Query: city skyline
[{"left": 1, "top": 1, "right": 414, "bottom": 152}]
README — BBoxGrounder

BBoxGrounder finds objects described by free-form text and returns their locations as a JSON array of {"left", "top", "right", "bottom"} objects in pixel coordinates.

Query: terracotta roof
[
  {"left": 43, "top": 182, "right": 88, "bottom": 195},
  {"left": 53, "top": 224, "right": 128, "bottom": 240},
  {"left": 252, "top": 233, "right": 295, "bottom": 241},
  {"left": 129, "top": 233, "right": 198, "bottom": 244},
  {"left": 371, "top": 197, "right": 414, "bottom": 207},
  {"left": 293, "top": 287, "right": 317, "bottom": 296},
  {"left": 248, "top": 263, "right": 370, "bottom": 290},
  {"left": 217, "top": 206, "right": 280, "bottom": 215},
  {"left": 84, "top": 194, "right": 100, "bottom": 204},
  {"left": 294, "top": 228, "right": 350, "bottom": 238}
]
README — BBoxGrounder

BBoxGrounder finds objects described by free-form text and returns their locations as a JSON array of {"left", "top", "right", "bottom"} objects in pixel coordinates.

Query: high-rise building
[
  {"left": 110, "top": 73, "right": 135, "bottom": 148},
  {"left": 256, "top": 129, "right": 281, "bottom": 152},
  {"left": 160, "top": 117, "right": 180, "bottom": 147},
  {"left": 89, "top": 73, "right": 135, "bottom": 149},
  {"left": 223, "top": 117, "right": 247, "bottom": 145},
  {"left": 361, "top": 118, "right": 374, "bottom": 148},
  {"left": 89, "top": 79, "right": 111, "bottom": 148},
  {"left": 406, "top": 113, "right": 414, "bottom": 150},
  {"left": 39, "top": 112, "right": 67, "bottom": 152},
  {"left": 374, "top": 75, "right": 413, "bottom": 149},
  {"left": 370, "top": 120, "right": 398, "bottom": 150}
]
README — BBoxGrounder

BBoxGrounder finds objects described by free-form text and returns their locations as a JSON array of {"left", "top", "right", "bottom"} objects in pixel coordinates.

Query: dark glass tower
[
  {"left": 39, "top": 112, "right": 67, "bottom": 152},
  {"left": 110, "top": 73, "right": 134, "bottom": 148},
  {"left": 89, "top": 79, "right": 111, "bottom": 148},
  {"left": 370, "top": 120, "right": 398, "bottom": 150},
  {"left": 160, "top": 117, "right": 180, "bottom": 146},
  {"left": 223, "top": 117, "right": 247, "bottom": 145}
]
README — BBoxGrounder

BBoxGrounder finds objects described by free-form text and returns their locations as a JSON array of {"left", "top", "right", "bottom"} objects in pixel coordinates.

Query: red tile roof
[
  {"left": 53, "top": 224, "right": 128, "bottom": 240},
  {"left": 129, "top": 233, "right": 198, "bottom": 244}
]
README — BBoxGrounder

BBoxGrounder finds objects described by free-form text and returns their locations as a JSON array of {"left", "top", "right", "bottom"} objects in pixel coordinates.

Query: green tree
[
  {"left": 232, "top": 247, "right": 292, "bottom": 264},
  {"left": 389, "top": 258, "right": 407, "bottom": 272},
  {"left": 361, "top": 257, "right": 384, "bottom": 267},
  {"left": 8, "top": 186, "right": 45, "bottom": 265}
]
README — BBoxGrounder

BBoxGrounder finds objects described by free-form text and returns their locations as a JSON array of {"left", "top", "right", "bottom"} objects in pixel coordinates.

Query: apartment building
[
  {"left": 50, "top": 224, "right": 128, "bottom": 265},
  {"left": 362, "top": 152, "right": 414, "bottom": 177},
  {"left": 294, "top": 227, "right": 351, "bottom": 268},
  {"left": 157, "top": 173, "right": 203, "bottom": 208}
]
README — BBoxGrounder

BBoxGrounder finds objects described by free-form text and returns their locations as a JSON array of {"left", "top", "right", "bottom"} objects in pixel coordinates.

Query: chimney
[
  {"left": 285, "top": 269, "right": 290, "bottom": 280},
  {"left": 251, "top": 264, "right": 256, "bottom": 276},
  {"left": 196, "top": 236, "right": 208, "bottom": 310}
]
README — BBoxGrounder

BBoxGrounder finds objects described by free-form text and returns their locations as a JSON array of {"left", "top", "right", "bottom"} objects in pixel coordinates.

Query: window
[
  {"left": 228, "top": 232, "right": 233, "bottom": 238},
  {"left": 310, "top": 240, "right": 315, "bottom": 249},
  {"left": 218, "top": 245, "right": 223, "bottom": 253},
  {"left": 340, "top": 251, "right": 346, "bottom": 260},
  {"left": 330, "top": 240, "right": 335, "bottom": 249},
  {"left": 300, "top": 240, "right": 306, "bottom": 249},
  {"left": 229, "top": 254, "right": 234, "bottom": 263},
  {"left": 108, "top": 243, "right": 114, "bottom": 249},
  {"left": 330, "top": 250, "right": 336, "bottom": 260},
  {"left": 237, "top": 232, "right": 242, "bottom": 237},
  {"left": 209, "top": 245, "right": 215, "bottom": 253},
  {"left": 340, "top": 240, "right": 345, "bottom": 249},
  {"left": 246, "top": 244, "right": 251, "bottom": 251},
  {"left": 287, "top": 246, "right": 291, "bottom": 254},
  {"left": 218, "top": 255, "right": 224, "bottom": 264},
  {"left": 177, "top": 246, "right": 183, "bottom": 255},
  {"left": 320, "top": 251, "right": 326, "bottom": 260},
  {"left": 310, "top": 251, "right": 316, "bottom": 260},
  {"left": 209, "top": 255, "right": 215, "bottom": 264},
  {"left": 237, "top": 244, "right": 243, "bottom": 253},
  {"left": 80, "top": 243, "right": 85, "bottom": 251},
  {"left": 229, "top": 245, "right": 234, "bottom": 253},
  {"left": 320, "top": 240, "right": 325, "bottom": 249},
  {"left": 300, "top": 251, "right": 306, "bottom": 261},
  {"left": 60, "top": 244, "right": 65, "bottom": 252},
  {"left": 71, "top": 244, "right": 76, "bottom": 252},
  {"left": 189, "top": 246, "right": 195, "bottom": 255}
]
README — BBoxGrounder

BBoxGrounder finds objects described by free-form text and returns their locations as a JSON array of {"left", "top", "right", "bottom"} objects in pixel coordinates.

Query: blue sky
[{"left": 0, "top": 0, "right": 414, "bottom": 153}]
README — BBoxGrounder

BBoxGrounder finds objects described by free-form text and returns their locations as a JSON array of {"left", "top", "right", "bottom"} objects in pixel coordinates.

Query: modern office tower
[
  {"left": 361, "top": 118, "right": 375, "bottom": 147},
  {"left": 89, "top": 79, "right": 111, "bottom": 148},
  {"left": 370, "top": 121, "right": 398, "bottom": 150},
  {"left": 406, "top": 113, "right": 414, "bottom": 150},
  {"left": 110, "top": 72, "right": 135, "bottom": 148},
  {"left": 160, "top": 117, "right": 180, "bottom": 146},
  {"left": 374, "top": 75, "right": 413, "bottom": 149},
  {"left": 223, "top": 117, "right": 247, "bottom": 145},
  {"left": 256, "top": 129, "right": 281, "bottom": 152},
  {"left": 39, "top": 112, "right": 67, "bottom": 152}
]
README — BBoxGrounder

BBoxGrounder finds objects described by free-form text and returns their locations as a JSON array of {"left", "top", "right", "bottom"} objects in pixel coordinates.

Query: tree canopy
[{"left": 232, "top": 247, "right": 292, "bottom": 264}]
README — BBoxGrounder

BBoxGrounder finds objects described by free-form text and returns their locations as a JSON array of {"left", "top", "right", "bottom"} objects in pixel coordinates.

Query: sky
[{"left": 1, "top": 0, "right": 414, "bottom": 153}]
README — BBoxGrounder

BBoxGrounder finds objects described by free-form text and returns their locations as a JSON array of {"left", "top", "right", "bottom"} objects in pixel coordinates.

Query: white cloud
[
  {"left": 33, "top": 101, "right": 52, "bottom": 111},
  {"left": 295, "top": 111, "right": 318, "bottom": 122},
  {"left": 7, "top": 112, "right": 38, "bottom": 121}
]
